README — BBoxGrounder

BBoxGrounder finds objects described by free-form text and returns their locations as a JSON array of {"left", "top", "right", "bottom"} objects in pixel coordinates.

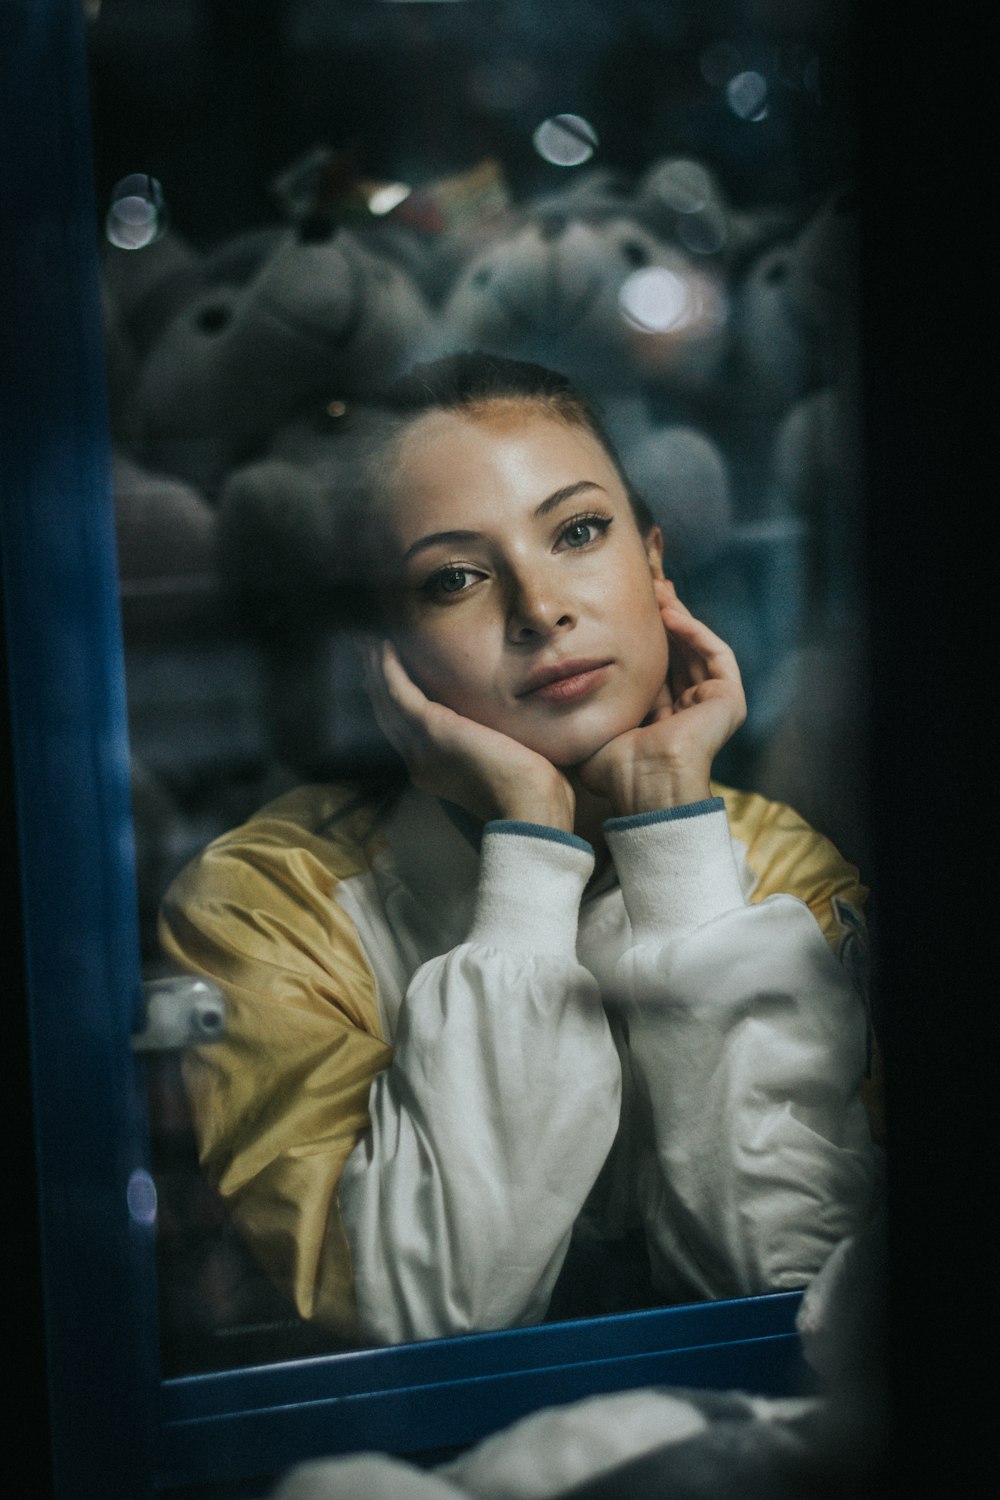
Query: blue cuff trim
[
  {"left": 604, "top": 796, "right": 725, "bottom": 833},
  {"left": 485, "top": 820, "right": 594, "bottom": 854}
]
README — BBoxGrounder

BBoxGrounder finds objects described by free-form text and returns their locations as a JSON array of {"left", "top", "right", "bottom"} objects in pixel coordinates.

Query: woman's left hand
[{"left": 576, "top": 579, "right": 746, "bottom": 815}]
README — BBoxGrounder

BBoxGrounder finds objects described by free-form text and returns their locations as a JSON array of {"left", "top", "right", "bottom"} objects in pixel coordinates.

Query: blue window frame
[{"left": 3, "top": 5, "right": 827, "bottom": 1496}]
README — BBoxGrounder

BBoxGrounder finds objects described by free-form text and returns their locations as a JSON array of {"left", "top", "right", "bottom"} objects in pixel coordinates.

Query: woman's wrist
[
  {"left": 605, "top": 762, "right": 713, "bottom": 819},
  {"left": 493, "top": 768, "right": 576, "bottom": 832}
]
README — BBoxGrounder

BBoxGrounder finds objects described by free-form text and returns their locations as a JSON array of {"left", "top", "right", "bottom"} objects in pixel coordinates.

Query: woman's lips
[{"left": 518, "top": 659, "right": 614, "bottom": 704}]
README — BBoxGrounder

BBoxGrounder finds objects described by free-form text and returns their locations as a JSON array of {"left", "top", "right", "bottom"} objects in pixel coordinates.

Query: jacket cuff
[
  {"left": 469, "top": 823, "right": 595, "bottom": 957},
  {"left": 604, "top": 799, "right": 746, "bottom": 940}
]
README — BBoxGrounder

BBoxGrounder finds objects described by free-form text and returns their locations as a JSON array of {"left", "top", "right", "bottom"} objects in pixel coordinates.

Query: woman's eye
[
  {"left": 560, "top": 516, "right": 611, "bottom": 549},
  {"left": 424, "top": 566, "right": 479, "bottom": 598}
]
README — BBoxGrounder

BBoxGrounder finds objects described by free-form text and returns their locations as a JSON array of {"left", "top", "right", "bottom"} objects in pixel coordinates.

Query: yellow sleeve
[
  {"left": 715, "top": 783, "right": 885, "bottom": 1145},
  {"left": 157, "top": 786, "right": 392, "bottom": 1339}
]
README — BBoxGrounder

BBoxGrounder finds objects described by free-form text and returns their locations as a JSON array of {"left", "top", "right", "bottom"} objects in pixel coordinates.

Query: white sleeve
[
  {"left": 604, "top": 799, "right": 878, "bottom": 1303},
  {"left": 337, "top": 822, "right": 623, "bottom": 1345}
]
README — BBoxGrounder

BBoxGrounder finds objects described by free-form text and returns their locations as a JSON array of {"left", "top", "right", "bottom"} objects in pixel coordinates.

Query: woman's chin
[{"left": 523, "top": 712, "right": 640, "bottom": 771}]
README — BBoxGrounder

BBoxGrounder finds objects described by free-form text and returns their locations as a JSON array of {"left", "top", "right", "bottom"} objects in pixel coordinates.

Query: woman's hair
[{"left": 373, "top": 350, "right": 654, "bottom": 531}]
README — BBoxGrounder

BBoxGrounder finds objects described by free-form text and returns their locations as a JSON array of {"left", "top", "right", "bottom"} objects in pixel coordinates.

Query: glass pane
[{"left": 85, "top": 0, "right": 873, "bottom": 1377}]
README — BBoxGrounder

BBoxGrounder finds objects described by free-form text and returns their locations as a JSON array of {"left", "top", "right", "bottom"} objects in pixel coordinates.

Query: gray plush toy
[
  {"left": 722, "top": 184, "right": 859, "bottom": 432},
  {"left": 434, "top": 207, "right": 729, "bottom": 416},
  {"left": 131, "top": 224, "right": 437, "bottom": 496}
]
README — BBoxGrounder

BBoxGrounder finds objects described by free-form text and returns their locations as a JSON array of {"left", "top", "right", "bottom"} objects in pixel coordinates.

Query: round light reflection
[
  {"left": 368, "top": 183, "right": 411, "bottom": 216},
  {"left": 653, "top": 159, "right": 713, "bottom": 216},
  {"left": 619, "top": 268, "right": 695, "bottom": 334},
  {"left": 126, "top": 1168, "right": 158, "bottom": 1227},
  {"left": 726, "top": 71, "right": 769, "bottom": 122},
  {"left": 105, "top": 174, "right": 166, "bottom": 250},
  {"left": 619, "top": 267, "right": 727, "bottom": 337},
  {"left": 533, "top": 114, "right": 598, "bottom": 168}
]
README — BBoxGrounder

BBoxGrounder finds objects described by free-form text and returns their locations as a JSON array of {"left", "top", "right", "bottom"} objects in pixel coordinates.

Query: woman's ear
[{"left": 644, "top": 524, "right": 665, "bottom": 580}]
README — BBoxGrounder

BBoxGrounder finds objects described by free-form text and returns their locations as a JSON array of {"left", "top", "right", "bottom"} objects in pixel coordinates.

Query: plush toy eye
[
  {"left": 196, "top": 303, "right": 232, "bottom": 334},
  {"left": 622, "top": 240, "right": 650, "bottom": 268}
]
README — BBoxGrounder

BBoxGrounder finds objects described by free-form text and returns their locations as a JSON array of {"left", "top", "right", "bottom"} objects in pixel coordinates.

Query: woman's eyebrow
[
  {"left": 403, "top": 482, "right": 609, "bottom": 562},
  {"left": 534, "top": 480, "right": 608, "bottom": 518},
  {"left": 403, "top": 529, "right": 483, "bottom": 563}
]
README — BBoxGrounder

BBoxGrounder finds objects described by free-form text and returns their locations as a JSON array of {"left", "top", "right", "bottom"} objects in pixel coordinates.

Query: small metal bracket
[{"left": 132, "top": 975, "right": 227, "bottom": 1053}]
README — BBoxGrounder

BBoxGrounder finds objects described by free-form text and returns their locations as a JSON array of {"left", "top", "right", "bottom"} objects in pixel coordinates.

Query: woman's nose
[{"left": 505, "top": 568, "right": 575, "bottom": 642}]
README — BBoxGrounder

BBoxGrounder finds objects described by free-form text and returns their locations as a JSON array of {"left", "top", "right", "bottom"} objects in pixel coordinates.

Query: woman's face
[{"left": 382, "top": 403, "right": 669, "bottom": 768}]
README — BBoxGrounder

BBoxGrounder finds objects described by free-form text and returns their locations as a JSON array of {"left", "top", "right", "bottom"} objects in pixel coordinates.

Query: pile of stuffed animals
[{"left": 102, "top": 150, "right": 866, "bottom": 971}]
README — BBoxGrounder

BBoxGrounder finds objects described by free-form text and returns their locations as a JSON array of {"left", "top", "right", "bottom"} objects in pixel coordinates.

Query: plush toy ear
[
  {"left": 112, "top": 451, "right": 217, "bottom": 633},
  {"left": 787, "top": 183, "right": 859, "bottom": 346},
  {"left": 725, "top": 237, "right": 809, "bottom": 419},
  {"left": 101, "top": 227, "right": 206, "bottom": 359},
  {"left": 724, "top": 183, "right": 859, "bottom": 426},
  {"left": 635, "top": 156, "right": 730, "bottom": 255},
  {"left": 622, "top": 422, "right": 733, "bottom": 574},
  {"left": 214, "top": 458, "right": 385, "bottom": 781},
  {"left": 766, "top": 382, "right": 863, "bottom": 619},
  {"left": 438, "top": 213, "right": 728, "bottom": 404},
  {"left": 135, "top": 228, "right": 436, "bottom": 495},
  {"left": 214, "top": 459, "right": 343, "bottom": 628}
]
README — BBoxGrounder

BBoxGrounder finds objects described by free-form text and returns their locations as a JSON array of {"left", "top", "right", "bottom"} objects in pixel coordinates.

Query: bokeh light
[
  {"left": 105, "top": 174, "right": 166, "bottom": 250},
  {"left": 618, "top": 266, "right": 726, "bottom": 336},
  {"left": 647, "top": 160, "right": 728, "bottom": 255},
  {"left": 726, "top": 71, "right": 769, "bottom": 121},
  {"left": 652, "top": 159, "right": 713, "bottom": 216},
  {"left": 368, "top": 182, "right": 411, "bottom": 216},
  {"left": 126, "top": 1168, "right": 158, "bottom": 1227},
  {"left": 533, "top": 114, "right": 599, "bottom": 167}
]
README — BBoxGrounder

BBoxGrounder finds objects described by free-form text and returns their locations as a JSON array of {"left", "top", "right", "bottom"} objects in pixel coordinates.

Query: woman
[{"left": 159, "top": 352, "right": 881, "bottom": 1348}]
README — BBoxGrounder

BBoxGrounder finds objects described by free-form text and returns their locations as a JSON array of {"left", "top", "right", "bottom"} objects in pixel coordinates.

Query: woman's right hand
[{"left": 363, "top": 639, "right": 576, "bottom": 831}]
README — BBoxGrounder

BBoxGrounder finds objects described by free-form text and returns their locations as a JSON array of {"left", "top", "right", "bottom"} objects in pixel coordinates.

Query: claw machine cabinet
[{"left": 2, "top": 3, "right": 880, "bottom": 1496}]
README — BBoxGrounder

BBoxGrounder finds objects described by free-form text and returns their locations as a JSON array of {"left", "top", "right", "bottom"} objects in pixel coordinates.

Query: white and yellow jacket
[{"left": 158, "top": 781, "right": 882, "bottom": 1347}]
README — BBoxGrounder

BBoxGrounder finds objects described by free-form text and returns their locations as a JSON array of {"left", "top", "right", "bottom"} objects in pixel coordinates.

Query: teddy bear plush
[
  {"left": 129, "top": 222, "right": 438, "bottom": 497},
  {"left": 720, "top": 183, "right": 859, "bottom": 442},
  {"left": 210, "top": 394, "right": 399, "bottom": 781},
  {"left": 433, "top": 202, "right": 730, "bottom": 422},
  {"left": 743, "top": 372, "right": 869, "bottom": 869}
]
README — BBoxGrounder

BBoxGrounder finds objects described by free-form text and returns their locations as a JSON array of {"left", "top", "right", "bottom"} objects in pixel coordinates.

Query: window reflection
[{"left": 87, "top": 0, "right": 870, "bottom": 1375}]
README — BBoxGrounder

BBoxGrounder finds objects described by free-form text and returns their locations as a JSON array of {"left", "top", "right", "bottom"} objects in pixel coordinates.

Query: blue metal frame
[
  {"left": 2, "top": 5, "right": 813, "bottom": 1496},
  {"left": 0, "top": 3, "right": 159, "bottom": 1496},
  {"left": 158, "top": 1292, "right": 809, "bottom": 1491}
]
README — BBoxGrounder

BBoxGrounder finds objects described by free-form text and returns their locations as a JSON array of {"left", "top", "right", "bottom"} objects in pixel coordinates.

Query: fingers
[
  {"left": 361, "top": 638, "right": 434, "bottom": 759},
  {"left": 655, "top": 580, "right": 741, "bottom": 686},
  {"left": 665, "top": 608, "right": 741, "bottom": 682}
]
